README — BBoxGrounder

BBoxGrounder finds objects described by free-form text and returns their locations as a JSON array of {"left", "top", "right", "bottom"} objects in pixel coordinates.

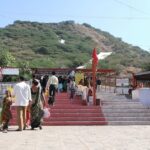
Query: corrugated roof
[{"left": 135, "top": 71, "right": 150, "bottom": 80}]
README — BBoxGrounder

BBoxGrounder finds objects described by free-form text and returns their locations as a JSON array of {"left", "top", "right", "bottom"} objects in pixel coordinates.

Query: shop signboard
[{"left": 2, "top": 68, "right": 19, "bottom": 75}]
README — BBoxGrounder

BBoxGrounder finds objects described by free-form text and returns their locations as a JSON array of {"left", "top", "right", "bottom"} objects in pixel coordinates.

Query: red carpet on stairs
[{"left": 10, "top": 93, "right": 108, "bottom": 126}]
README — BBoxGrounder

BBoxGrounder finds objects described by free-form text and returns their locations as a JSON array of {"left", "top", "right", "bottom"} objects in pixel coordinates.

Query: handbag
[{"left": 43, "top": 108, "right": 50, "bottom": 118}]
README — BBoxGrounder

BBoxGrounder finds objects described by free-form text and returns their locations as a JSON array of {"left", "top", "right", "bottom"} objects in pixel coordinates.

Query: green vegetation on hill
[{"left": 0, "top": 20, "right": 150, "bottom": 72}]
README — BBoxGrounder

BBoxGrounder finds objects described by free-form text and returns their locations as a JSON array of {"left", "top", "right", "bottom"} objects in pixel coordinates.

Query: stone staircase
[
  {"left": 10, "top": 93, "right": 107, "bottom": 126},
  {"left": 10, "top": 89, "right": 150, "bottom": 126},
  {"left": 97, "top": 90, "right": 150, "bottom": 125}
]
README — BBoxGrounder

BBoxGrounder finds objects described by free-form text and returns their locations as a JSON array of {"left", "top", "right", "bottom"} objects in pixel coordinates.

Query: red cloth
[{"left": 92, "top": 48, "right": 98, "bottom": 65}]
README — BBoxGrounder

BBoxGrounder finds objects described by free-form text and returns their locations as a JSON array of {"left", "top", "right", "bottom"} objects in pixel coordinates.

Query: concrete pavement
[
  {"left": 0, "top": 126, "right": 150, "bottom": 150},
  {"left": 1, "top": 89, "right": 150, "bottom": 150}
]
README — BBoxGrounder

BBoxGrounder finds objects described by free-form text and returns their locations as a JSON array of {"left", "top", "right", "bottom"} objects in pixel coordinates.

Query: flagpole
[
  {"left": 92, "top": 48, "right": 98, "bottom": 105},
  {"left": 92, "top": 60, "right": 96, "bottom": 105}
]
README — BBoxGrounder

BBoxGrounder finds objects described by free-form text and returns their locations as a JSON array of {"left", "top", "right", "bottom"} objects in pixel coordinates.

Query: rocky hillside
[{"left": 0, "top": 20, "right": 150, "bottom": 72}]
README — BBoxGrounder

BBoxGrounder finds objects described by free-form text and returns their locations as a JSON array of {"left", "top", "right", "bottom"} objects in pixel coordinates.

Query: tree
[
  {"left": 18, "top": 61, "right": 32, "bottom": 80},
  {"left": 0, "top": 49, "right": 16, "bottom": 66},
  {"left": 142, "top": 61, "right": 150, "bottom": 71}
]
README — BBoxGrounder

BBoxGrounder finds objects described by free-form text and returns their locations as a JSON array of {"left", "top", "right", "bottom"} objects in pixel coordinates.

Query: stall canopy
[{"left": 134, "top": 71, "right": 150, "bottom": 81}]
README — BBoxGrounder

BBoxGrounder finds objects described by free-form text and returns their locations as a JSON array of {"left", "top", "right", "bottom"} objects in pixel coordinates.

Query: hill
[{"left": 0, "top": 20, "right": 150, "bottom": 72}]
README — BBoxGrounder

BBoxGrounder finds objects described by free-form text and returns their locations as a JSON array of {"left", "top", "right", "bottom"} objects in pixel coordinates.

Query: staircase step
[
  {"left": 51, "top": 109, "right": 101, "bottom": 113},
  {"left": 50, "top": 106, "right": 100, "bottom": 109},
  {"left": 101, "top": 100, "right": 140, "bottom": 103},
  {"left": 10, "top": 118, "right": 106, "bottom": 123},
  {"left": 51, "top": 113, "right": 103, "bottom": 117},
  {"left": 11, "top": 105, "right": 100, "bottom": 110},
  {"left": 106, "top": 117, "right": 150, "bottom": 121},
  {"left": 10, "top": 121, "right": 107, "bottom": 126},
  {"left": 45, "top": 117, "right": 105, "bottom": 121},
  {"left": 108, "top": 121, "right": 150, "bottom": 125},
  {"left": 43, "top": 121, "right": 107, "bottom": 126},
  {"left": 102, "top": 105, "right": 146, "bottom": 109},
  {"left": 102, "top": 108, "right": 150, "bottom": 113},
  {"left": 10, "top": 113, "right": 104, "bottom": 118},
  {"left": 103, "top": 112, "right": 150, "bottom": 117}
]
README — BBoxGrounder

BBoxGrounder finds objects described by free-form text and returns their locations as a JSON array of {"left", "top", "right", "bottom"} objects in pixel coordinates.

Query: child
[{"left": 0, "top": 90, "right": 13, "bottom": 133}]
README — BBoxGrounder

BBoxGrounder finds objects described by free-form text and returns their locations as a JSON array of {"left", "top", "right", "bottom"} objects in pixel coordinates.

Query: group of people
[
  {"left": 0, "top": 71, "right": 101, "bottom": 133},
  {"left": 0, "top": 76, "right": 44, "bottom": 133},
  {"left": 0, "top": 71, "right": 59, "bottom": 133},
  {"left": 67, "top": 76, "right": 102, "bottom": 104}
]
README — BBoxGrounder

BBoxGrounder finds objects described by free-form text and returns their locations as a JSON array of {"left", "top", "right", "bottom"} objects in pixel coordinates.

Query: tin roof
[{"left": 134, "top": 71, "right": 150, "bottom": 80}]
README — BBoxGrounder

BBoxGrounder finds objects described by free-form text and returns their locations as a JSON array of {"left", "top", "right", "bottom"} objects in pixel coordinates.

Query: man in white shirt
[
  {"left": 13, "top": 76, "right": 32, "bottom": 131},
  {"left": 46, "top": 71, "right": 58, "bottom": 105}
]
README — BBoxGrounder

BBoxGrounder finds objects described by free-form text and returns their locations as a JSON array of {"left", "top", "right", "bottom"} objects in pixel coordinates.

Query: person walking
[
  {"left": 30, "top": 79, "right": 44, "bottom": 130},
  {"left": 13, "top": 76, "right": 32, "bottom": 131},
  {"left": 46, "top": 71, "right": 58, "bottom": 106},
  {"left": 69, "top": 78, "right": 76, "bottom": 100},
  {"left": 96, "top": 76, "right": 101, "bottom": 92},
  {"left": 0, "top": 90, "right": 14, "bottom": 133}
]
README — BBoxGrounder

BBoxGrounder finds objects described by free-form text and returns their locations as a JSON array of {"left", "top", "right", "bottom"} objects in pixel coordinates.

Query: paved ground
[
  {"left": 1, "top": 89, "right": 149, "bottom": 150},
  {"left": 1, "top": 126, "right": 150, "bottom": 150}
]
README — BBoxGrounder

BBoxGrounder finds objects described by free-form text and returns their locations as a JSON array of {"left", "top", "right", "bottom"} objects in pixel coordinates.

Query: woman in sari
[{"left": 30, "top": 79, "right": 44, "bottom": 130}]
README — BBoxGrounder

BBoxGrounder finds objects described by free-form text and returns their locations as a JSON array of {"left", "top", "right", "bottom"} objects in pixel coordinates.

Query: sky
[{"left": 0, "top": 0, "right": 150, "bottom": 51}]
